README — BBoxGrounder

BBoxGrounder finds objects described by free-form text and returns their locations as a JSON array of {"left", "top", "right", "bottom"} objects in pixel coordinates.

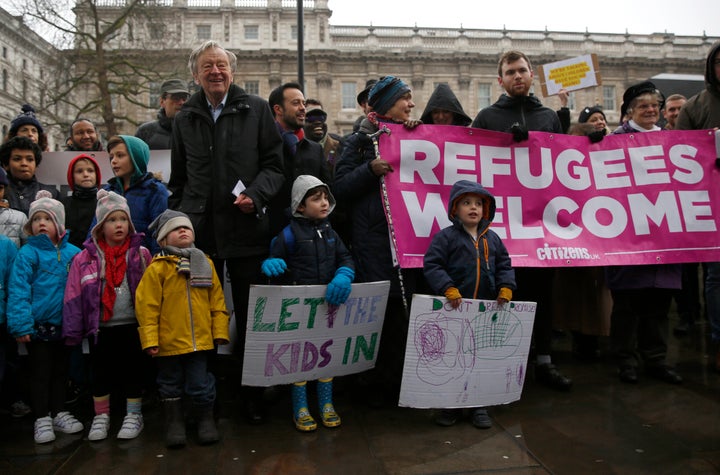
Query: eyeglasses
[{"left": 168, "top": 93, "right": 190, "bottom": 101}]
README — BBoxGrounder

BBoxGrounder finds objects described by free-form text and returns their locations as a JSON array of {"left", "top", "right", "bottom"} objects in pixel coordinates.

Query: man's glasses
[{"left": 169, "top": 93, "right": 190, "bottom": 101}]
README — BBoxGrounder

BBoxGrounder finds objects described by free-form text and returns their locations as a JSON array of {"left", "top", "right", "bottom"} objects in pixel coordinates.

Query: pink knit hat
[
  {"left": 24, "top": 190, "right": 66, "bottom": 237},
  {"left": 91, "top": 189, "right": 135, "bottom": 239}
]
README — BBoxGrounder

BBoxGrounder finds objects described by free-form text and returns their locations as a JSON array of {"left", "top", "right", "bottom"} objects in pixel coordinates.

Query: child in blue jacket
[
  {"left": 6, "top": 191, "right": 83, "bottom": 444},
  {"left": 423, "top": 180, "right": 516, "bottom": 430},
  {"left": 261, "top": 175, "right": 355, "bottom": 432}
]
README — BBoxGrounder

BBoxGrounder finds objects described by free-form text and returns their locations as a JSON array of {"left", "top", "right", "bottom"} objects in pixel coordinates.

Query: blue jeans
[
  {"left": 704, "top": 262, "right": 720, "bottom": 342},
  {"left": 156, "top": 351, "right": 215, "bottom": 407}
]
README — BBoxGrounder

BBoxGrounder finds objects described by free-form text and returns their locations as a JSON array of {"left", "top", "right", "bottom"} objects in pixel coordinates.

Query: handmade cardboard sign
[
  {"left": 242, "top": 282, "right": 390, "bottom": 386},
  {"left": 537, "top": 53, "right": 601, "bottom": 96},
  {"left": 399, "top": 294, "right": 536, "bottom": 408}
]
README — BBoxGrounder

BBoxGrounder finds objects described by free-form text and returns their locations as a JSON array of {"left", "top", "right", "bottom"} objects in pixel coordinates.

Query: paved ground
[{"left": 1, "top": 313, "right": 718, "bottom": 475}]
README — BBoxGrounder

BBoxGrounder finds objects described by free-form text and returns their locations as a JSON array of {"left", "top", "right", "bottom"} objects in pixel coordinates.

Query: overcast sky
[{"left": 327, "top": 0, "right": 720, "bottom": 37}]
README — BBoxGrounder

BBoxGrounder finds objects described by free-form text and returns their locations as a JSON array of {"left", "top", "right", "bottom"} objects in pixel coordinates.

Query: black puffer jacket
[
  {"left": 471, "top": 94, "right": 562, "bottom": 133},
  {"left": 420, "top": 83, "right": 472, "bottom": 126},
  {"left": 333, "top": 118, "right": 399, "bottom": 293},
  {"left": 169, "top": 84, "right": 284, "bottom": 258},
  {"left": 5, "top": 176, "right": 59, "bottom": 216},
  {"left": 135, "top": 109, "right": 173, "bottom": 150}
]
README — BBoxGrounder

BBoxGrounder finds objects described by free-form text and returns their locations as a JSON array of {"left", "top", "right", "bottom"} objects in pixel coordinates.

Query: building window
[
  {"left": 22, "top": 79, "right": 27, "bottom": 100},
  {"left": 341, "top": 82, "right": 356, "bottom": 109},
  {"left": 197, "top": 25, "right": 211, "bottom": 40},
  {"left": 149, "top": 24, "right": 165, "bottom": 40},
  {"left": 2, "top": 69, "right": 6, "bottom": 91},
  {"left": 149, "top": 81, "right": 161, "bottom": 107},
  {"left": 2, "top": 47, "right": 6, "bottom": 59},
  {"left": 603, "top": 85, "right": 616, "bottom": 111},
  {"left": 245, "top": 25, "right": 259, "bottom": 40},
  {"left": 291, "top": 25, "right": 297, "bottom": 41},
  {"left": 567, "top": 92, "right": 576, "bottom": 111},
  {"left": 244, "top": 81, "right": 259, "bottom": 95},
  {"left": 477, "top": 83, "right": 492, "bottom": 110}
]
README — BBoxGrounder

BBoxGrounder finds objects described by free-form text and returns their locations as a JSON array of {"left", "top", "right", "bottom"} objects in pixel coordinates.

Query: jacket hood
[
  {"left": 494, "top": 93, "right": 545, "bottom": 112},
  {"left": 66, "top": 154, "right": 101, "bottom": 191},
  {"left": 420, "top": 83, "right": 471, "bottom": 125},
  {"left": 448, "top": 180, "right": 496, "bottom": 228},
  {"left": 705, "top": 40, "right": 720, "bottom": 91},
  {"left": 118, "top": 135, "right": 149, "bottom": 178},
  {"left": 291, "top": 175, "right": 335, "bottom": 218}
]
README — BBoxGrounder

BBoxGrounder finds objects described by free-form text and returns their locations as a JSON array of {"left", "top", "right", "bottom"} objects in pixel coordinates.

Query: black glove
[
  {"left": 588, "top": 129, "right": 606, "bottom": 144},
  {"left": 510, "top": 122, "right": 529, "bottom": 142}
]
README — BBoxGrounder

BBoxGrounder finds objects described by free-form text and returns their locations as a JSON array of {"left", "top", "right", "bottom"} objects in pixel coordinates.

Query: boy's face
[
  {"left": 73, "top": 159, "right": 98, "bottom": 189},
  {"left": 7, "top": 148, "right": 37, "bottom": 181},
  {"left": 455, "top": 193, "right": 485, "bottom": 228},
  {"left": 16, "top": 125, "right": 39, "bottom": 144},
  {"left": 109, "top": 143, "right": 134, "bottom": 180},
  {"left": 31, "top": 211, "right": 58, "bottom": 243},
  {"left": 297, "top": 189, "right": 330, "bottom": 221},
  {"left": 102, "top": 210, "right": 129, "bottom": 246},
  {"left": 163, "top": 226, "right": 194, "bottom": 248}
]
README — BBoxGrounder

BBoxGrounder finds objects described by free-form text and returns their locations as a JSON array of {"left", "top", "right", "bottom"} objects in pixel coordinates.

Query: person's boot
[
  {"left": 291, "top": 382, "right": 317, "bottom": 432},
  {"left": 317, "top": 378, "right": 341, "bottom": 428},
  {"left": 162, "top": 397, "right": 186, "bottom": 448},
  {"left": 195, "top": 404, "right": 219, "bottom": 445}
]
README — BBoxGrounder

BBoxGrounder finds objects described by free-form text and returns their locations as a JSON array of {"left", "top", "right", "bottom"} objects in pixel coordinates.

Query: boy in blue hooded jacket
[{"left": 423, "top": 180, "right": 516, "bottom": 429}]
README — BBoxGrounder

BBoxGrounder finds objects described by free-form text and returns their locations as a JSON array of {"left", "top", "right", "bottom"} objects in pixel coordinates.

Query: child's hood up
[
  {"left": 291, "top": 175, "right": 336, "bottom": 218},
  {"left": 447, "top": 180, "right": 496, "bottom": 222}
]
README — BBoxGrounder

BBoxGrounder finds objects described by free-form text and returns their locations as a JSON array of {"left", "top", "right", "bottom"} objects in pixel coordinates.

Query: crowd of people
[{"left": 1, "top": 38, "right": 719, "bottom": 448}]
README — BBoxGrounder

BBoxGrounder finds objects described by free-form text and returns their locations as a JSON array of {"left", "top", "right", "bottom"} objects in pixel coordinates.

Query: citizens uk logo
[{"left": 536, "top": 243, "right": 599, "bottom": 261}]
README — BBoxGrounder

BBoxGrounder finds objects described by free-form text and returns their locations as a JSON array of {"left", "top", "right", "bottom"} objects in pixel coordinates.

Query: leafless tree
[{"left": 9, "top": 0, "right": 187, "bottom": 138}]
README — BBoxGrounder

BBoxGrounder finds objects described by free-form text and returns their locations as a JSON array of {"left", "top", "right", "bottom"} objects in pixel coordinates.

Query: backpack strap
[{"left": 282, "top": 224, "right": 295, "bottom": 255}]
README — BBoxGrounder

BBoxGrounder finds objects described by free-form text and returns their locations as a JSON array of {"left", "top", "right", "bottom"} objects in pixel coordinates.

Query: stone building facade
[
  {"left": 2, "top": 0, "right": 717, "bottom": 141},
  {"left": 0, "top": 7, "right": 64, "bottom": 149}
]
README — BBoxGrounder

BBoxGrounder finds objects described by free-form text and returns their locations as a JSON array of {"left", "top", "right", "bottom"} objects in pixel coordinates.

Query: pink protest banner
[{"left": 377, "top": 123, "right": 720, "bottom": 268}]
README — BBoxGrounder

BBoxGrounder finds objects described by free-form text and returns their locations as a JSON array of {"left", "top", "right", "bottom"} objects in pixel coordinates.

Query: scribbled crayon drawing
[
  {"left": 413, "top": 313, "right": 475, "bottom": 385},
  {"left": 470, "top": 308, "right": 522, "bottom": 360}
]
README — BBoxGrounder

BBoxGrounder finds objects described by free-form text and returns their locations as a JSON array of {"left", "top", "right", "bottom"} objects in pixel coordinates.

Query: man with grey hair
[{"left": 168, "top": 41, "right": 284, "bottom": 424}]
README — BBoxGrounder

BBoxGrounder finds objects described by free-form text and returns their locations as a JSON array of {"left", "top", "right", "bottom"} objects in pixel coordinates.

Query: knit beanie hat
[
  {"left": 24, "top": 190, "right": 65, "bottom": 237},
  {"left": 91, "top": 189, "right": 135, "bottom": 239},
  {"left": 578, "top": 106, "right": 606, "bottom": 124},
  {"left": 0, "top": 167, "right": 8, "bottom": 187},
  {"left": 10, "top": 104, "right": 44, "bottom": 135},
  {"left": 118, "top": 135, "right": 150, "bottom": 182},
  {"left": 368, "top": 76, "right": 411, "bottom": 115},
  {"left": 66, "top": 154, "right": 102, "bottom": 191},
  {"left": 149, "top": 209, "right": 194, "bottom": 244}
]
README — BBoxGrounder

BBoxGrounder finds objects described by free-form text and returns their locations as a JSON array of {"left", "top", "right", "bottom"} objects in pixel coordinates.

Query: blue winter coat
[
  {"left": 269, "top": 217, "right": 354, "bottom": 285},
  {"left": 6, "top": 233, "right": 80, "bottom": 338},
  {"left": 334, "top": 118, "right": 399, "bottom": 293},
  {"left": 423, "top": 180, "right": 516, "bottom": 299},
  {"left": 0, "top": 235, "right": 18, "bottom": 326}
]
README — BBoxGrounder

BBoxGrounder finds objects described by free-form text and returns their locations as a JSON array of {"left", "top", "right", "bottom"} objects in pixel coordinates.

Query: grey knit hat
[
  {"left": 91, "top": 189, "right": 135, "bottom": 239},
  {"left": 149, "top": 209, "right": 194, "bottom": 244},
  {"left": 24, "top": 190, "right": 65, "bottom": 237}
]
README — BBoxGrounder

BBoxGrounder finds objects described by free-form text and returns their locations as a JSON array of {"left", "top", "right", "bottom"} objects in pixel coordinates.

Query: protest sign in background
[
  {"left": 399, "top": 294, "right": 536, "bottom": 409},
  {"left": 537, "top": 54, "right": 601, "bottom": 96},
  {"left": 379, "top": 124, "right": 720, "bottom": 268},
  {"left": 242, "top": 282, "right": 389, "bottom": 386}
]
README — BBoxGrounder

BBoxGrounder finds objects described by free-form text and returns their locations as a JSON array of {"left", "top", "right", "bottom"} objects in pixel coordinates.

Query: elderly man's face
[{"left": 193, "top": 47, "right": 233, "bottom": 106}]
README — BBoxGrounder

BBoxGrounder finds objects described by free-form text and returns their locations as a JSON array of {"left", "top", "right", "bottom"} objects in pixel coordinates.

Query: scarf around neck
[
  {"left": 163, "top": 245, "right": 213, "bottom": 287},
  {"left": 98, "top": 237, "right": 130, "bottom": 322}
]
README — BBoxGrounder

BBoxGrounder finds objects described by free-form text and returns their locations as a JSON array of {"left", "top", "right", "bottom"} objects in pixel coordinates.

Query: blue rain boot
[
  {"left": 317, "top": 378, "right": 341, "bottom": 428},
  {"left": 291, "top": 382, "right": 316, "bottom": 432}
]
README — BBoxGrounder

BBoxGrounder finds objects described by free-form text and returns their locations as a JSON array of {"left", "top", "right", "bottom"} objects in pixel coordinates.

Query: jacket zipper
[{"left": 186, "top": 278, "right": 197, "bottom": 351}]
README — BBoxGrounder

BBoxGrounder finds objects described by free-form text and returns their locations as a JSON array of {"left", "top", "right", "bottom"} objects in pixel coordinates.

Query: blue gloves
[
  {"left": 261, "top": 258, "right": 287, "bottom": 277},
  {"left": 325, "top": 266, "right": 355, "bottom": 306}
]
